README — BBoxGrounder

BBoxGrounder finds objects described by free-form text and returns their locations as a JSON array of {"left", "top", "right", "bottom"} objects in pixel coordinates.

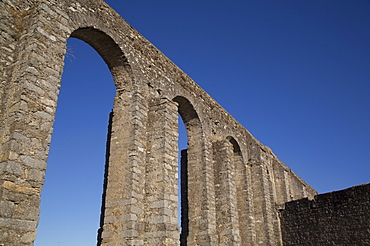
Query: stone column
[
  {"left": 0, "top": 2, "right": 68, "bottom": 244},
  {"left": 272, "top": 161, "right": 291, "bottom": 206},
  {"left": 144, "top": 97, "right": 179, "bottom": 245},
  {"left": 289, "top": 172, "right": 306, "bottom": 201},
  {"left": 99, "top": 91, "right": 148, "bottom": 246},
  {"left": 186, "top": 132, "right": 217, "bottom": 245},
  {"left": 235, "top": 154, "right": 256, "bottom": 244},
  {"left": 250, "top": 160, "right": 284, "bottom": 245},
  {"left": 265, "top": 160, "right": 284, "bottom": 245},
  {"left": 212, "top": 140, "right": 241, "bottom": 245}
]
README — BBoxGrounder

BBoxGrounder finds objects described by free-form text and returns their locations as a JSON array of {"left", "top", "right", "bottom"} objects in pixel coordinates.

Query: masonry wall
[
  {"left": 0, "top": 0, "right": 317, "bottom": 245},
  {"left": 280, "top": 183, "right": 370, "bottom": 245}
]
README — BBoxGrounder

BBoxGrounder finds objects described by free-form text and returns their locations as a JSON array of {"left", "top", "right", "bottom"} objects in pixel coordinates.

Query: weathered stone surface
[
  {"left": 0, "top": 161, "right": 23, "bottom": 176},
  {"left": 0, "top": 0, "right": 334, "bottom": 245},
  {"left": 280, "top": 183, "right": 370, "bottom": 245},
  {"left": 0, "top": 218, "right": 37, "bottom": 231},
  {"left": 0, "top": 200, "right": 15, "bottom": 218}
]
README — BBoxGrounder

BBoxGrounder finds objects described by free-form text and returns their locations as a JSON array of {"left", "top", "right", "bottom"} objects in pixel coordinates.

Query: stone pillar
[
  {"left": 99, "top": 91, "right": 148, "bottom": 246},
  {"left": 0, "top": 2, "right": 68, "bottom": 245},
  {"left": 251, "top": 162, "right": 277, "bottom": 245},
  {"left": 144, "top": 97, "right": 179, "bottom": 245},
  {"left": 266, "top": 162, "right": 283, "bottom": 245},
  {"left": 272, "top": 161, "right": 290, "bottom": 206},
  {"left": 186, "top": 131, "right": 217, "bottom": 245},
  {"left": 234, "top": 154, "right": 256, "bottom": 244},
  {"left": 289, "top": 172, "right": 306, "bottom": 201},
  {"left": 212, "top": 140, "right": 241, "bottom": 245}
]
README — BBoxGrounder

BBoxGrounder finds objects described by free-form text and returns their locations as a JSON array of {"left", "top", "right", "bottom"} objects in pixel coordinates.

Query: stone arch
[
  {"left": 173, "top": 96, "right": 199, "bottom": 246},
  {"left": 70, "top": 27, "right": 133, "bottom": 91},
  {"left": 212, "top": 137, "right": 242, "bottom": 244},
  {"left": 0, "top": 16, "right": 138, "bottom": 243},
  {"left": 0, "top": 7, "right": 134, "bottom": 243},
  {"left": 65, "top": 29, "right": 150, "bottom": 246},
  {"left": 227, "top": 136, "right": 241, "bottom": 154},
  {"left": 173, "top": 96, "right": 217, "bottom": 245},
  {"left": 35, "top": 35, "right": 121, "bottom": 245},
  {"left": 173, "top": 96, "right": 199, "bottom": 125},
  {"left": 59, "top": 27, "right": 136, "bottom": 245},
  {"left": 40, "top": 26, "right": 136, "bottom": 245},
  {"left": 226, "top": 136, "right": 255, "bottom": 244}
]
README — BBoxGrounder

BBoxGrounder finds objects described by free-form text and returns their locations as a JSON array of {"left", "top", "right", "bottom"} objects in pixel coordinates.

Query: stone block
[
  {"left": 20, "top": 155, "right": 46, "bottom": 170},
  {"left": 0, "top": 161, "right": 23, "bottom": 176},
  {"left": 27, "top": 168, "right": 44, "bottom": 182},
  {"left": 0, "top": 200, "right": 14, "bottom": 218},
  {"left": 0, "top": 217, "right": 37, "bottom": 231}
]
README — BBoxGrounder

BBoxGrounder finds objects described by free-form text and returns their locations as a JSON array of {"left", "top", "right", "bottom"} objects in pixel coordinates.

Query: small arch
[
  {"left": 173, "top": 96, "right": 200, "bottom": 125},
  {"left": 173, "top": 95, "right": 206, "bottom": 245},
  {"left": 226, "top": 136, "right": 253, "bottom": 244},
  {"left": 227, "top": 136, "right": 241, "bottom": 155}
]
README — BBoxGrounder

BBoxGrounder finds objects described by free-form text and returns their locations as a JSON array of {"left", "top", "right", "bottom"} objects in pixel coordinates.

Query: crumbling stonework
[
  {"left": 280, "top": 183, "right": 370, "bottom": 245},
  {"left": 0, "top": 0, "right": 316, "bottom": 245}
]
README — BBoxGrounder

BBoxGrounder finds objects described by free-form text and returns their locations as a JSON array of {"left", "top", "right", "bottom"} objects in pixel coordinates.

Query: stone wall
[
  {"left": 0, "top": 0, "right": 316, "bottom": 245},
  {"left": 280, "top": 183, "right": 370, "bottom": 245}
]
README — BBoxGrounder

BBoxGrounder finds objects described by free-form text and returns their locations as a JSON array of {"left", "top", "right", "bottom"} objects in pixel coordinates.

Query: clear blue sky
[{"left": 35, "top": 1, "right": 370, "bottom": 245}]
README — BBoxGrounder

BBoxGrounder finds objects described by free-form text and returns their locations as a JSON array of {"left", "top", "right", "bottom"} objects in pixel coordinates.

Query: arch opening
[
  {"left": 227, "top": 136, "right": 241, "bottom": 155},
  {"left": 173, "top": 96, "right": 203, "bottom": 245},
  {"left": 36, "top": 27, "right": 131, "bottom": 245},
  {"left": 70, "top": 27, "right": 133, "bottom": 90},
  {"left": 226, "top": 136, "right": 254, "bottom": 244},
  {"left": 174, "top": 96, "right": 200, "bottom": 125},
  {"left": 178, "top": 115, "right": 188, "bottom": 246}
]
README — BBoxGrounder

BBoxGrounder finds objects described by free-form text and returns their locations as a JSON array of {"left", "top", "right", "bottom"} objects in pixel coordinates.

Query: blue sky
[{"left": 35, "top": 1, "right": 370, "bottom": 245}]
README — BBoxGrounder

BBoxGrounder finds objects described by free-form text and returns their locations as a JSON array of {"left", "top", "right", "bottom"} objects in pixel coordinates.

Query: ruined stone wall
[
  {"left": 0, "top": 0, "right": 316, "bottom": 245},
  {"left": 280, "top": 183, "right": 370, "bottom": 245}
]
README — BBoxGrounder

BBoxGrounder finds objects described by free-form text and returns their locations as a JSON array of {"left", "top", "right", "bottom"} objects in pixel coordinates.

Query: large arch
[
  {"left": 0, "top": 7, "right": 139, "bottom": 242},
  {"left": 35, "top": 36, "right": 116, "bottom": 245},
  {"left": 70, "top": 27, "right": 133, "bottom": 92},
  {"left": 68, "top": 27, "right": 136, "bottom": 245}
]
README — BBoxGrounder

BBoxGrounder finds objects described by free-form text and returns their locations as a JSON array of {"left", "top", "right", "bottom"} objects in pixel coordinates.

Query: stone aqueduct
[{"left": 0, "top": 0, "right": 317, "bottom": 245}]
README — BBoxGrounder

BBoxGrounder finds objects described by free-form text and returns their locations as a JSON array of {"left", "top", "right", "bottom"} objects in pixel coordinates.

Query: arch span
[
  {"left": 70, "top": 27, "right": 133, "bottom": 91},
  {"left": 36, "top": 37, "right": 116, "bottom": 245},
  {"left": 226, "top": 136, "right": 255, "bottom": 244},
  {"left": 173, "top": 95, "right": 217, "bottom": 244},
  {"left": 173, "top": 96, "right": 200, "bottom": 126},
  {"left": 227, "top": 136, "right": 242, "bottom": 155}
]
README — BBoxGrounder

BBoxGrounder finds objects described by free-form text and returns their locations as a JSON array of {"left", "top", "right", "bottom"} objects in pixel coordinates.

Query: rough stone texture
[
  {"left": 280, "top": 183, "right": 370, "bottom": 246},
  {"left": 0, "top": 0, "right": 317, "bottom": 245}
]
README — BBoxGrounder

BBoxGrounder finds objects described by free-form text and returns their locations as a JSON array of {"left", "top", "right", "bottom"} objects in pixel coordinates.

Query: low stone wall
[{"left": 279, "top": 183, "right": 370, "bottom": 245}]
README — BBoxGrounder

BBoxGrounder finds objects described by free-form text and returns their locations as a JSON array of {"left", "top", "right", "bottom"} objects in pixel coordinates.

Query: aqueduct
[{"left": 0, "top": 0, "right": 317, "bottom": 245}]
